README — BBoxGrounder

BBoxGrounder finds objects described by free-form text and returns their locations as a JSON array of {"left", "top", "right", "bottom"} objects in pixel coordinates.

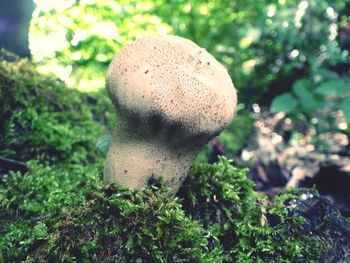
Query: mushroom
[{"left": 104, "top": 35, "right": 237, "bottom": 193}]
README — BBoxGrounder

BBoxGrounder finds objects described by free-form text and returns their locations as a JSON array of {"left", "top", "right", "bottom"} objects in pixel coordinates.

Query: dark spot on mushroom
[
  {"left": 154, "top": 46, "right": 157, "bottom": 49},
  {"left": 149, "top": 113, "right": 163, "bottom": 135},
  {"left": 166, "top": 121, "right": 183, "bottom": 141},
  {"left": 145, "top": 70, "right": 149, "bottom": 74},
  {"left": 124, "top": 170, "right": 128, "bottom": 173},
  {"left": 207, "top": 62, "right": 210, "bottom": 65}
]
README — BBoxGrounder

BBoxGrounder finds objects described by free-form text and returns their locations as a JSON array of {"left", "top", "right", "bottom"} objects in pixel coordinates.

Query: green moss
[
  {"left": 0, "top": 52, "right": 101, "bottom": 164},
  {"left": 0, "top": 161, "right": 103, "bottom": 221},
  {"left": 0, "top": 167, "right": 208, "bottom": 262},
  {"left": 178, "top": 157, "right": 259, "bottom": 247},
  {"left": 178, "top": 158, "right": 334, "bottom": 262},
  {"left": 1, "top": 158, "right": 339, "bottom": 263}
]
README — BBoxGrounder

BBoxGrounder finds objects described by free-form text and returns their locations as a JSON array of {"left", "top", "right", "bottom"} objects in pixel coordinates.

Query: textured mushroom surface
[{"left": 105, "top": 35, "right": 237, "bottom": 193}]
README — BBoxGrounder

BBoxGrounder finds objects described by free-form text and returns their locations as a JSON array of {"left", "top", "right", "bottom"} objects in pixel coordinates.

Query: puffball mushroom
[{"left": 104, "top": 35, "right": 237, "bottom": 193}]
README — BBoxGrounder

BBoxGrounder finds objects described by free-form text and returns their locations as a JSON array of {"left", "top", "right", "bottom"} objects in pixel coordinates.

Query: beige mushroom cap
[
  {"left": 105, "top": 35, "right": 237, "bottom": 193},
  {"left": 107, "top": 35, "right": 236, "bottom": 138}
]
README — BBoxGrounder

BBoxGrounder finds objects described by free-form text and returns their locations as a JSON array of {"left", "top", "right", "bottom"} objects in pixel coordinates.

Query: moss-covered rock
[{"left": 271, "top": 188, "right": 350, "bottom": 262}]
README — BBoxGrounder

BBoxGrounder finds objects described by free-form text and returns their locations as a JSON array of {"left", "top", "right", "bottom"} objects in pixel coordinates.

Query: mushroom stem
[{"left": 104, "top": 115, "right": 198, "bottom": 193}]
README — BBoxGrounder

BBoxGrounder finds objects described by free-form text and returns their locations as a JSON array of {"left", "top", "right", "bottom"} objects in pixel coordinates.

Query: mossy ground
[{"left": 0, "top": 55, "right": 349, "bottom": 262}]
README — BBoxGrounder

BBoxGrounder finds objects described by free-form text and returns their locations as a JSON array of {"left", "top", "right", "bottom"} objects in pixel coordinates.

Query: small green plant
[
  {"left": 271, "top": 74, "right": 349, "bottom": 126},
  {"left": 270, "top": 69, "right": 350, "bottom": 149}
]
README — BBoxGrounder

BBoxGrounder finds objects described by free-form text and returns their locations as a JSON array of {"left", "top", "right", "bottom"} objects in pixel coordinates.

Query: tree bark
[{"left": 0, "top": 0, "right": 35, "bottom": 57}]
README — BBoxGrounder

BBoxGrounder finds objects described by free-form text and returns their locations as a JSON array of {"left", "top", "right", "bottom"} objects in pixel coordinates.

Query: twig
[
  {"left": 0, "top": 155, "right": 27, "bottom": 169},
  {"left": 32, "top": 213, "right": 52, "bottom": 222}
]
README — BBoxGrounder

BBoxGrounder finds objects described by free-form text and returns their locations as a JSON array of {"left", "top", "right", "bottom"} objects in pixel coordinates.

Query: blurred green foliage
[
  {"left": 194, "top": 114, "right": 254, "bottom": 163},
  {"left": 30, "top": 0, "right": 172, "bottom": 91},
  {"left": 267, "top": 1, "right": 350, "bottom": 137},
  {"left": 218, "top": 115, "right": 254, "bottom": 154},
  {"left": 30, "top": 0, "right": 349, "bottom": 99},
  {"left": 29, "top": 0, "right": 350, "bottom": 155}
]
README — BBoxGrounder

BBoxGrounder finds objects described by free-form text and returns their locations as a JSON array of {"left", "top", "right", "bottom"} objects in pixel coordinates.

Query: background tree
[{"left": 0, "top": 0, "right": 35, "bottom": 57}]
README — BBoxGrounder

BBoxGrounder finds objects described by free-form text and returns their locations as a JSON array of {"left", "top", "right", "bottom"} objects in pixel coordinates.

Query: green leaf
[
  {"left": 293, "top": 80, "right": 311, "bottom": 98},
  {"left": 315, "top": 79, "right": 349, "bottom": 97},
  {"left": 317, "top": 68, "right": 339, "bottom": 80},
  {"left": 95, "top": 134, "right": 111, "bottom": 156},
  {"left": 340, "top": 97, "right": 350, "bottom": 130},
  {"left": 292, "top": 79, "right": 323, "bottom": 114},
  {"left": 270, "top": 92, "right": 298, "bottom": 113}
]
